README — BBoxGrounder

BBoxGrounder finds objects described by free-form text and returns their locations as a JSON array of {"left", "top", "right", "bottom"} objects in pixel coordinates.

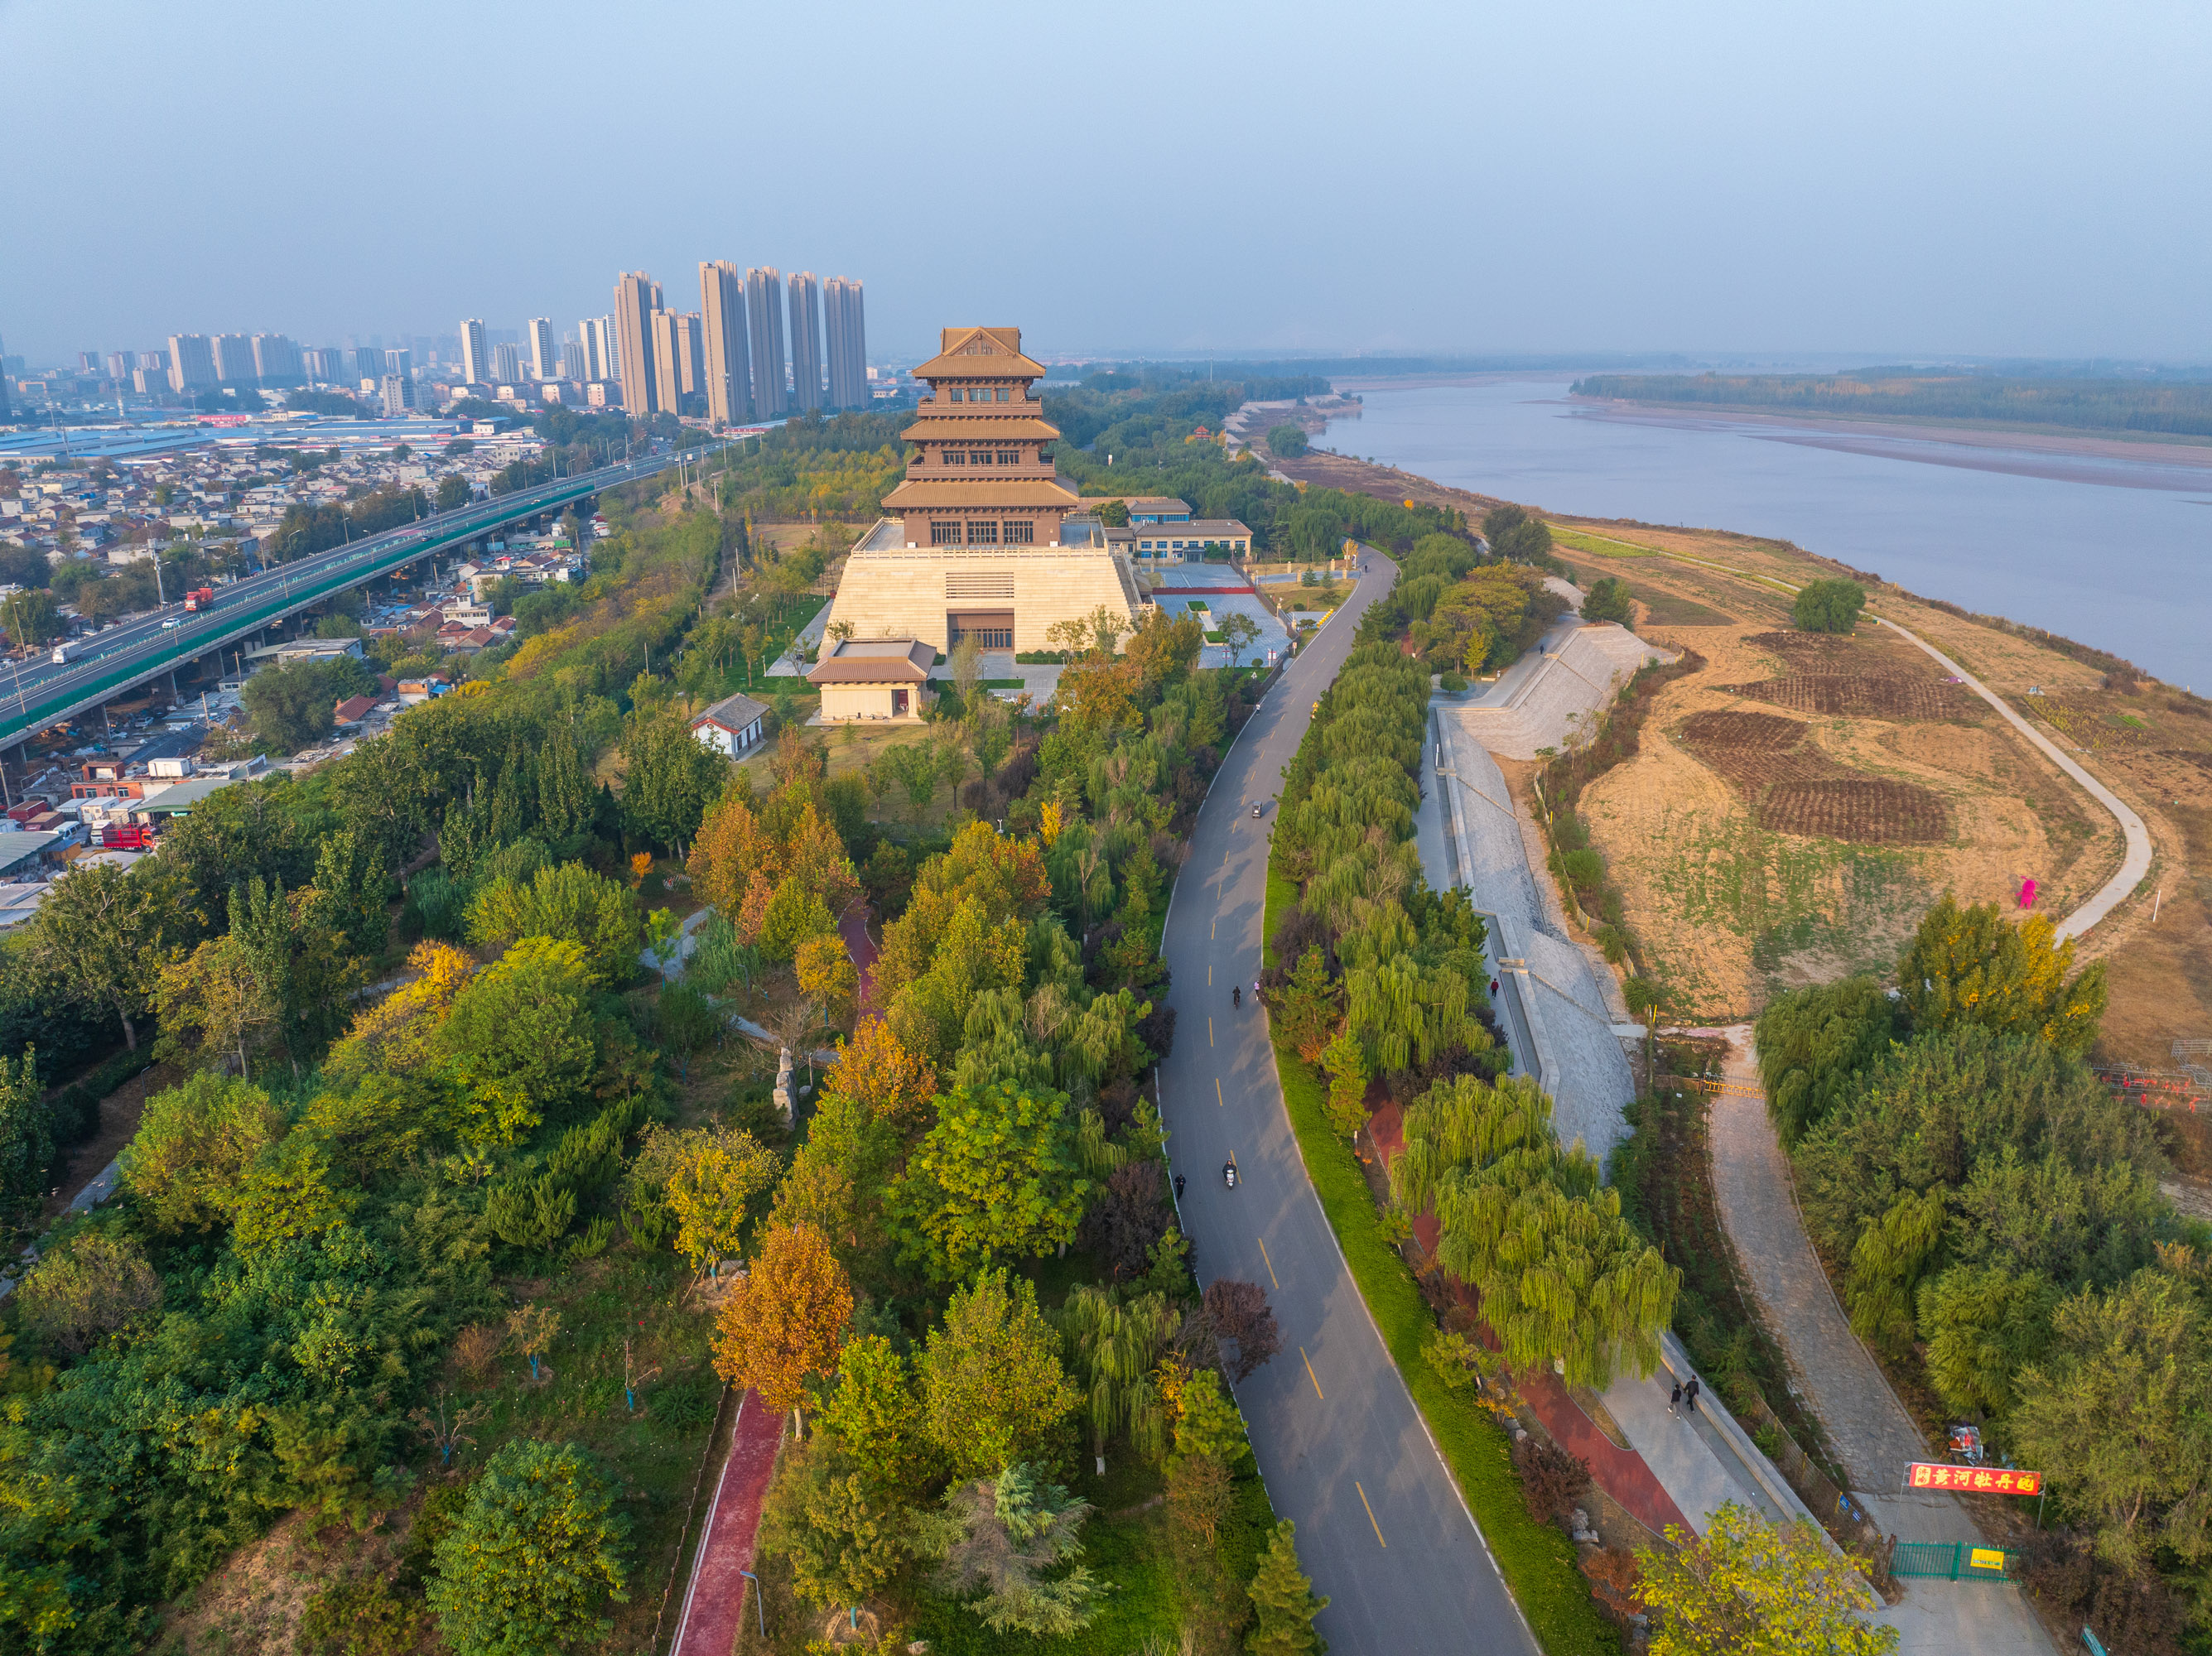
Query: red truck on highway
[{"left": 185, "top": 588, "right": 215, "bottom": 610}]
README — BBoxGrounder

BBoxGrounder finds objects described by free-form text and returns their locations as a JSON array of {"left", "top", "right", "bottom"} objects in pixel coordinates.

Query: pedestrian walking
[
  {"left": 1669, "top": 1380, "right": 1682, "bottom": 1418},
  {"left": 1490, "top": 978, "right": 1500, "bottom": 997},
  {"left": 1173, "top": 1173, "right": 1186, "bottom": 1201},
  {"left": 1232, "top": 985, "right": 1241, "bottom": 1009},
  {"left": 1684, "top": 1376, "right": 1701, "bottom": 1414},
  {"left": 1253, "top": 979, "right": 1261, "bottom": 1002}
]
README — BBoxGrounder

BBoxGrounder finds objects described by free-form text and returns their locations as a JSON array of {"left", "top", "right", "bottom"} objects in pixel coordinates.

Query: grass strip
[
  {"left": 1261, "top": 866, "right": 1298, "bottom": 971},
  {"left": 1545, "top": 525, "right": 1661, "bottom": 558},
  {"left": 1271, "top": 1034, "right": 1620, "bottom": 1656}
]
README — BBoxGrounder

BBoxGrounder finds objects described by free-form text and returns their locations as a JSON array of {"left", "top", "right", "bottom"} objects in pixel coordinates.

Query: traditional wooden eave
[{"left": 881, "top": 478, "right": 1082, "bottom": 510}]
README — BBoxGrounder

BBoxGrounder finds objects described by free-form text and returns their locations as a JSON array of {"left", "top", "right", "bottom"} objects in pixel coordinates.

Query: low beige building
[{"left": 807, "top": 638, "right": 935, "bottom": 722}]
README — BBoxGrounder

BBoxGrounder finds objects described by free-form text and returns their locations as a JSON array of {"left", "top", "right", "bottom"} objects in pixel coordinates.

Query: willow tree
[
  {"left": 1391, "top": 1072, "right": 1675, "bottom": 1389},
  {"left": 1345, "top": 955, "right": 1470, "bottom": 1074},
  {"left": 1057, "top": 1285, "right": 1178, "bottom": 1474}
]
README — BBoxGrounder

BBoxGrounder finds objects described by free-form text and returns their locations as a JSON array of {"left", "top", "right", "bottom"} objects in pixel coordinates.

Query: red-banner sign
[{"left": 1907, "top": 1462, "right": 2041, "bottom": 1496}]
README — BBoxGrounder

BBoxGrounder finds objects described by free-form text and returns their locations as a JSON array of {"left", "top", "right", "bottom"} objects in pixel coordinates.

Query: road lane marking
[
  {"left": 1256, "top": 1235, "right": 1279, "bottom": 1289},
  {"left": 1356, "top": 1480, "right": 1386, "bottom": 1548},
  {"left": 1207, "top": 964, "right": 1212, "bottom": 985},
  {"left": 1300, "top": 1346, "right": 1324, "bottom": 1401},
  {"left": 1216, "top": 1077, "right": 1225, "bottom": 1109},
  {"left": 1208, "top": 1018, "right": 1214, "bottom": 1047}
]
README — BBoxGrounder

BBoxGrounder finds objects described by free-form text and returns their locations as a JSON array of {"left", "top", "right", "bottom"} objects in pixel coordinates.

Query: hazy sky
[{"left": 6, "top": 0, "right": 2208, "bottom": 367}]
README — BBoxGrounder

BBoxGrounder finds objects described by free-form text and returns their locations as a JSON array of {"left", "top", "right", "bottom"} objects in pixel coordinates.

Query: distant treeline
[
  {"left": 1570, "top": 373, "right": 2212, "bottom": 440},
  {"left": 1058, "top": 354, "right": 1707, "bottom": 387}
]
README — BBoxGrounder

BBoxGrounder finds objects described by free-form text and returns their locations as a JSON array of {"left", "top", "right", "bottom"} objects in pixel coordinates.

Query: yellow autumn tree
[
  {"left": 323, "top": 941, "right": 476, "bottom": 1084},
  {"left": 713, "top": 1221, "right": 853, "bottom": 1423},
  {"left": 821, "top": 1018, "right": 938, "bottom": 1137},
  {"left": 634, "top": 1123, "right": 780, "bottom": 1273}
]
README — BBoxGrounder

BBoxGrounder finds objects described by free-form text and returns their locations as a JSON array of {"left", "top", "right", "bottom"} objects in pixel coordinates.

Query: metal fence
[{"left": 1890, "top": 1540, "right": 2020, "bottom": 1582}]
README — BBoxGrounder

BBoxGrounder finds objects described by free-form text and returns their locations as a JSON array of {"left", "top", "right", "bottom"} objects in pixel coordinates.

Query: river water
[{"left": 1321, "top": 380, "right": 2206, "bottom": 686}]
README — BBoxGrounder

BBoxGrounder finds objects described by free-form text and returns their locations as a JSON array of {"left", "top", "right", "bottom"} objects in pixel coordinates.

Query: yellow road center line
[
  {"left": 1301, "top": 1346, "right": 1323, "bottom": 1401},
  {"left": 1256, "top": 1235, "right": 1278, "bottom": 1289},
  {"left": 1208, "top": 1018, "right": 1213, "bottom": 1047},
  {"left": 1207, "top": 963, "right": 1212, "bottom": 985},
  {"left": 1356, "top": 1480, "right": 1386, "bottom": 1548},
  {"left": 1216, "top": 1077, "right": 1225, "bottom": 1108}
]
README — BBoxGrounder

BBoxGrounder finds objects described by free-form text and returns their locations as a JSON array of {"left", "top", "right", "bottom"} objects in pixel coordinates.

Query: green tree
[
  {"left": 1057, "top": 1285, "right": 1178, "bottom": 1473},
  {"left": 14, "top": 1227, "right": 161, "bottom": 1354},
  {"left": 243, "top": 657, "right": 373, "bottom": 750},
  {"left": 465, "top": 861, "right": 642, "bottom": 987},
  {"left": 619, "top": 710, "right": 726, "bottom": 855},
  {"left": 435, "top": 936, "right": 598, "bottom": 1140},
  {"left": 913, "top": 1463, "right": 1100, "bottom": 1637},
  {"left": 821, "top": 1335, "right": 939, "bottom": 1498},
  {"left": 918, "top": 1267, "right": 1081, "bottom": 1478},
  {"left": 874, "top": 739, "right": 942, "bottom": 830},
  {"left": 23, "top": 861, "right": 190, "bottom": 1049},
  {"left": 1845, "top": 1187, "right": 1947, "bottom": 1357},
  {"left": 0, "top": 1047, "right": 48, "bottom": 1220},
  {"left": 1275, "top": 945, "right": 1341, "bottom": 1061},
  {"left": 1635, "top": 1502, "right": 1894, "bottom": 1656},
  {"left": 1219, "top": 610, "right": 1261, "bottom": 668},
  {"left": 1321, "top": 1031, "right": 1369, "bottom": 1139},
  {"left": 889, "top": 1081, "right": 1090, "bottom": 1282},
  {"left": 1753, "top": 975, "right": 1896, "bottom": 1146},
  {"left": 0, "top": 588, "right": 62, "bottom": 647},
  {"left": 427, "top": 1438, "right": 630, "bottom": 1656},
  {"left": 1790, "top": 578, "right": 1866, "bottom": 634},
  {"left": 2009, "top": 1268, "right": 2212, "bottom": 1574},
  {"left": 1167, "top": 1365, "right": 1250, "bottom": 1469},
  {"left": 757, "top": 874, "right": 836, "bottom": 963},
  {"left": 758, "top": 1438, "right": 905, "bottom": 1619},
  {"left": 1391, "top": 1073, "right": 1677, "bottom": 1388},
  {"left": 328, "top": 732, "right": 437, "bottom": 883},
  {"left": 1896, "top": 893, "right": 2106, "bottom": 1058},
  {"left": 1482, "top": 503, "right": 1554, "bottom": 565},
  {"left": 1265, "top": 424, "right": 1309, "bottom": 459},
  {"left": 436, "top": 474, "right": 470, "bottom": 510},
  {"left": 1245, "top": 1520, "right": 1328, "bottom": 1656},
  {"left": 119, "top": 1071, "right": 285, "bottom": 1232},
  {"left": 1578, "top": 576, "right": 1634, "bottom": 626}
]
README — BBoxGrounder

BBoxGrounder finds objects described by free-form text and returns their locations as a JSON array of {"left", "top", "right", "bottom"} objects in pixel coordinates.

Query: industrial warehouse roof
[{"left": 807, "top": 640, "right": 934, "bottom": 685}]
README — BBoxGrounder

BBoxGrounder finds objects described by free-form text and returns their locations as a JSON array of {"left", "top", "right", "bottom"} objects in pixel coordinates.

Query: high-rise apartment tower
[
  {"left": 699, "top": 261, "right": 752, "bottom": 426},
  {"left": 492, "top": 343, "right": 523, "bottom": 383},
  {"left": 526, "top": 318, "right": 556, "bottom": 380},
  {"left": 745, "top": 267, "right": 786, "bottom": 417},
  {"left": 613, "top": 272, "right": 661, "bottom": 414},
  {"left": 651, "top": 310, "right": 703, "bottom": 412},
  {"left": 458, "top": 319, "right": 489, "bottom": 388},
  {"left": 825, "top": 277, "right": 867, "bottom": 410},
  {"left": 166, "top": 335, "right": 218, "bottom": 392},
  {"left": 787, "top": 272, "right": 824, "bottom": 415},
  {"left": 213, "top": 335, "right": 257, "bottom": 384}
]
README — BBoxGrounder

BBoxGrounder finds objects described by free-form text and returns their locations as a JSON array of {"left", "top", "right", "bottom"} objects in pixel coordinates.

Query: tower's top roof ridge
[{"left": 913, "top": 326, "right": 1045, "bottom": 380}]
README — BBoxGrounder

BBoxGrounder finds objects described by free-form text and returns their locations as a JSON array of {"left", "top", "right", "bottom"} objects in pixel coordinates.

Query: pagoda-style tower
[
  {"left": 822, "top": 324, "right": 1145, "bottom": 660},
  {"left": 882, "top": 327, "right": 1080, "bottom": 549}
]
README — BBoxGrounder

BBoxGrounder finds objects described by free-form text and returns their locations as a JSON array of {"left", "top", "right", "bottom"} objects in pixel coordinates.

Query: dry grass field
[{"left": 1528, "top": 512, "right": 2206, "bottom": 1057}]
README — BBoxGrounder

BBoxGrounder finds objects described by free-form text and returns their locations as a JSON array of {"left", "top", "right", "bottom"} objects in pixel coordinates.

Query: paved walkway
[
  {"left": 1707, "top": 1029, "right": 2055, "bottom": 1654},
  {"left": 669, "top": 1389, "right": 785, "bottom": 1656}
]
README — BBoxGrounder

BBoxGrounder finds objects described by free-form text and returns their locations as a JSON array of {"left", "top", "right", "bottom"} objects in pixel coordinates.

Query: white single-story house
[
  {"left": 806, "top": 639, "right": 935, "bottom": 722},
  {"left": 691, "top": 690, "right": 771, "bottom": 756}
]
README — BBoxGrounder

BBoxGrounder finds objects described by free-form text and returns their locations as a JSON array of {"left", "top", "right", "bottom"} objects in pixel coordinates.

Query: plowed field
[
  {"left": 1726, "top": 674, "right": 1970, "bottom": 720},
  {"left": 1677, "top": 707, "right": 1952, "bottom": 845}
]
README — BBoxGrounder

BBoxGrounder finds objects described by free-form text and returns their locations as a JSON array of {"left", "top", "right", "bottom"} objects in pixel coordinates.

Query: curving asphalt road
[{"left": 1160, "top": 551, "right": 1539, "bottom": 1656}]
